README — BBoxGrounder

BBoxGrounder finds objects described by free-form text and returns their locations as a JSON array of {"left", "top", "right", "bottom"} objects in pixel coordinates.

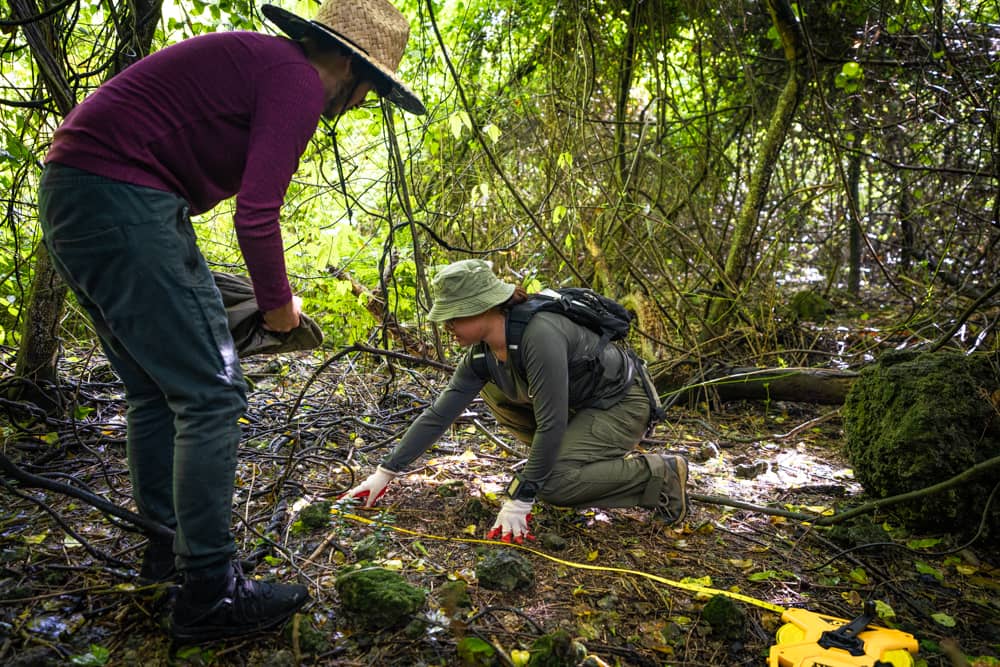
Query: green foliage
[
  {"left": 69, "top": 645, "right": 110, "bottom": 666},
  {"left": 2, "top": 0, "right": 998, "bottom": 364}
]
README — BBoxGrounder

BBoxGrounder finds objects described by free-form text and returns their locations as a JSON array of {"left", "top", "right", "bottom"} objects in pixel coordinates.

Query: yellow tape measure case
[{"left": 768, "top": 604, "right": 918, "bottom": 667}]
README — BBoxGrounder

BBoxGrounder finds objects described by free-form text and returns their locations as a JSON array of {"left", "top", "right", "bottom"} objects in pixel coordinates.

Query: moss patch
[
  {"left": 842, "top": 351, "right": 1000, "bottom": 536},
  {"left": 476, "top": 549, "right": 535, "bottom": 592},
  {"left": 335, "top": 567, "right": 426, "bottom": 629}
]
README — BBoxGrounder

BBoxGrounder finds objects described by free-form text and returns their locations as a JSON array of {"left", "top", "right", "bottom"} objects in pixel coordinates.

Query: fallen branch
[
  {"left": 691, "top": 453, "right": 1000, "bottom": 526},
  {"left": 0, "top": 448, "right": 173, "bottom": 540}
]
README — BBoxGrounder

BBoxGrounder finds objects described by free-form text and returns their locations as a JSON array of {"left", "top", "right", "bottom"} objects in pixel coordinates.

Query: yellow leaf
[
  {"left": 510, "top": 649, "right": 531, "bottom": 666},
  {"left": 457, "top": 449, "right": 478, "bottom": 462},
  {"left": 587, "top": 550, "right": 599, "bottom": 562},
  {"left": 463, "top": 524, "right": 478, "bottom": 536},
  {"left": 24, "top": 532, "right": 48, "bottom": 545},
  {"left": 680, "top": 576, "right": 713, "bottom": 587},
  {"left": 955, "top": 564, "right": 977, "bottom": 575},
  {"left": 728, "top": 559, "right": 753, "bottom": 569},
  {"left": 841, "top": 590, "right": 863, "bottom": 606}
]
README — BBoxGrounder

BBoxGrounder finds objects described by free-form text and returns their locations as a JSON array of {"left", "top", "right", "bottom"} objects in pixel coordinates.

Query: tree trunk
[
  {"left": 11, "top": 0, "right": 163, "bottom": 411},
  {"left": 846, "top": 113, "right": 863, "bottom": 296},
  {"left": 10, "top": 0, "right": 75, "bottom": 410},
  {"left": 705, "top": 0, "right": 808, "bottom": 332}
]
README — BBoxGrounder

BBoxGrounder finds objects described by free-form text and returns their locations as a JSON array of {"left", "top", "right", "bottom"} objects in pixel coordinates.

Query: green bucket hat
[{"left": 427, "top": 260, "right": 515, "bottom": 322}]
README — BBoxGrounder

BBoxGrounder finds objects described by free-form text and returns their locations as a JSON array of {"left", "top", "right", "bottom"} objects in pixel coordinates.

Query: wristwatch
[{"left": 505, "top": 473, "right": 538, "bottom": 501}]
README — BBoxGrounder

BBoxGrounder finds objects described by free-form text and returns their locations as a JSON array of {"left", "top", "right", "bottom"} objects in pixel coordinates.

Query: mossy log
[{"left": 651, "top": 359, "right": 858, "bottom": 406}]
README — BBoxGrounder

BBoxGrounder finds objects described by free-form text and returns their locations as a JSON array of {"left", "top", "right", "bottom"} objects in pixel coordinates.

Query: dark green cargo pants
[
  {"left": 39, "top": 163, "right": 245, "bottom": 578},
  {"left": 481, "top": 381, "right": 672, "bottom": 508}
]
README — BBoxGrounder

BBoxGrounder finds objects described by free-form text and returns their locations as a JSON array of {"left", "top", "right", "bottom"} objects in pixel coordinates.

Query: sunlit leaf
[
  {"left": 931, "top": 612, "right": 956, "bottom": 627},
  {"left": 915, "top": 561, "right": 943, "bottom": 582},
  {"left": 874, "top": 599, "right": 896, "bottom": 620},
  {"left": 848, "top": 568, "right": 869, "bottom": 584},
  {"left": 511, "top": 649, "right": 531, "bottom": 666},
  {"left": 906, "top": 538, "right": 941, "bottom": 549},
  {"left": 483, "top": 123, "right": 502, "bottom": 144},
  {"left": 69, "top": 644, "right": 110, "bottom": 666}
]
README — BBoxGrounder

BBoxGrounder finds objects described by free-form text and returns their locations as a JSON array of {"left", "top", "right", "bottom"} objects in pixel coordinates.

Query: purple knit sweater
[{"left": 46, "top": 32, "right": 326, "bottom": 311}]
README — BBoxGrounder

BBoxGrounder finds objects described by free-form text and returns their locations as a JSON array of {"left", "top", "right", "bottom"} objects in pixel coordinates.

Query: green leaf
[
  {"left": 915, "top": 561, "right": 943, "bottom": 581},
  {"left": 74, "top": 405, "right": 96, "bottom": 420},
  {"left": 841, "top": 61, "right": 862, "bottom": 78},
  {"left": 70, "top": 645, "right": 110, "bottom": 666},
  {"left": 456, "top": 636, "right": 495, "bottom": 664},
  {"left": 873, "top": 599, "right": 896, "bottom": 620},
  {"left": 483, "top": 122, "right": 502, "bottom": 144},
  {"left": 552, "top": 204, "right": 567, "bottom": 225},
  {"left": 931, "top": 612, "right": 956, "bottom": 627},
  {"left": 848, "top": 568, "right": 869, "bottom": 584},
  {"left": 906, "top": 538, "right": 941, "bottom": 549}
]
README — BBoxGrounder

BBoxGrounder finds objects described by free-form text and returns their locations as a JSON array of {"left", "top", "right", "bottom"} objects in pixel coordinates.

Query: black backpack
[{"left": 469, "top": 287, "right": 665, "bottom": 422}]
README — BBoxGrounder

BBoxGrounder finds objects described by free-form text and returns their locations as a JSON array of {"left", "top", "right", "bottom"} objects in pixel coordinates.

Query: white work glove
[
  {"left": 487, "top": 499, "right": 535, "bottom": 544},
  {"left": 341, "top": 466, "right": 398, "bottom": 508}
]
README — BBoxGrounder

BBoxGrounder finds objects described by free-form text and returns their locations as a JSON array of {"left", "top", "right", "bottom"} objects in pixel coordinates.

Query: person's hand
[
  {"left": 341, "top": 466, "right": 398, "bottom": 508},
  {"left": 262, "top": 295, "right": 302, "bottom": 332},
  {"left": 486, "top": 499, "right": 535, "bottom": 544}
]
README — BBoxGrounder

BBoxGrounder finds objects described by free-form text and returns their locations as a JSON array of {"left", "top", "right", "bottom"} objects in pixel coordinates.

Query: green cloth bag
[{"left": 212, "top": 272, "right": 324, "bottom": 358}]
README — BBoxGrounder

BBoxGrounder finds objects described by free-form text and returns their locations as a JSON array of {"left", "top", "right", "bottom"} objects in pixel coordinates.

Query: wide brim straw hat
[
  {"left": 427, "top": 260, "right": 515, "bottom": 322},
  {"left": 261, "top": 0, "right": 425, "bottom": 115}
]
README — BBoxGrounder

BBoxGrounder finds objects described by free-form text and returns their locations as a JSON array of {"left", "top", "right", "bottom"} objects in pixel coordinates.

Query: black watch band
[{"left": 506, "top": 474, "right": 538, "bottom": 501}]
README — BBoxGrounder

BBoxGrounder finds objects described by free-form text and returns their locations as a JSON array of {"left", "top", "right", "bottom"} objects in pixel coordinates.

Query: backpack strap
[
  {"left": 504, "top": 297, "right": 550, "bottom": 377},
  {"left": 628, "top": 349, "right": 666, "bottom": 426},
  {"left": 469, "top": 343, "right": 491, "bottom": 382}
]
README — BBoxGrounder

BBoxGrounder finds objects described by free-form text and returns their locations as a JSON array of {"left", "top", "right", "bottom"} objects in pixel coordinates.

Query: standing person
[
  {"left": 37, "top": 0, "right": 424, "bottom": 642},
  {"left": 344, "top": 260, "right": 688, "bottom": 543}
]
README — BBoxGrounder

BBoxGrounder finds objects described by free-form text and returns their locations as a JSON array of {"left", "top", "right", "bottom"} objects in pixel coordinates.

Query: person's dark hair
[
  {"left": 300, "top": 35, "right": 384, "bottom": 96},
  {"left": 300, "top": 34, "right": 353, "bottom": 59},
  {"left": 498, "top": 286, "right": 529, "bottom": 312}
]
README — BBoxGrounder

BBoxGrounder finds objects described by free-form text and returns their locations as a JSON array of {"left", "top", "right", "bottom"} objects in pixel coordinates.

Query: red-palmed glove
[
  {"left": 486, "top": 499, "right": 535, "bottom": 544},
  {"left": 341, "top": 466, "right": 398, "bottom": 508}
]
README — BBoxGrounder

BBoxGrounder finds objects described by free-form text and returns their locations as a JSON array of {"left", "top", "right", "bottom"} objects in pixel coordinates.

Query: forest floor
[{"left": 0, "top": 346, "right": 998, "bottom": 667}]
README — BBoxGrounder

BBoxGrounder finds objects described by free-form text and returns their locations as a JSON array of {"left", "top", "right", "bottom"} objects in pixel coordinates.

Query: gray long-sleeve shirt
[{"left": 382, "top": 312, "right": 636, "bottom": 487}]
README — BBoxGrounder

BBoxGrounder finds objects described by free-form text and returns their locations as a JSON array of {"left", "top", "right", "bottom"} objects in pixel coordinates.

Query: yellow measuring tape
[
  {"left": 332, "top": 507, "right": 784, "bottom": 612},
  {"left": 332, "top": 508, "right": 920, "bottom": 666}
]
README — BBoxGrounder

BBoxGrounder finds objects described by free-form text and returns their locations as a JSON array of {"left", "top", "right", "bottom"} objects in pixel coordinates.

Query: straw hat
[
  {"left": 427, "top": 260, "right": 515, "bottom": 322},
  {"left": 261, "top": 0, "right": 425, "bottom": 115}
]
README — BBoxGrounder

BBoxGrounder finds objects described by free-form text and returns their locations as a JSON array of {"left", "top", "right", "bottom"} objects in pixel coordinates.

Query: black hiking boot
[
  {"left": 654, "top": 455, "right": 689, "bottom": 526},
  {"left": 170, "top": 562, "right": 310, "bottom": 642}
]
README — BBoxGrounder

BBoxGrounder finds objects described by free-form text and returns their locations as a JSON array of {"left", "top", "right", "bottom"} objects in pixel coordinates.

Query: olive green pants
[{"left": 481, "top": 382, "right": 672, "bottom": 508}]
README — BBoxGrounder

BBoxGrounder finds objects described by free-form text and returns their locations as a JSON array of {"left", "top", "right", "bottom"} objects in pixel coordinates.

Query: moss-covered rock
[
  {"left": 335, "top": 567, "right": 426, "bottom": 629},
  {"left": 842, "top": 351, "right": 1000, "bottom": 536},
  {"left": 476, "top": 549, "right": 534, "bottom": 592},
  {"left": 295, "top": 500, "right": 331, "bottom": 532},
  {"left": 701, "top": 594, "right": 745, "bottom": 640},
  {"left": 789, "top": 290, "right": 834, "bottom": 322}
]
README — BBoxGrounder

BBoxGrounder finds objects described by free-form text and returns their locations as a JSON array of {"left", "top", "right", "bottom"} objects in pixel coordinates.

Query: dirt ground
[{"left": 0, "top": 350, "right": 998, "bottom": 666}]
